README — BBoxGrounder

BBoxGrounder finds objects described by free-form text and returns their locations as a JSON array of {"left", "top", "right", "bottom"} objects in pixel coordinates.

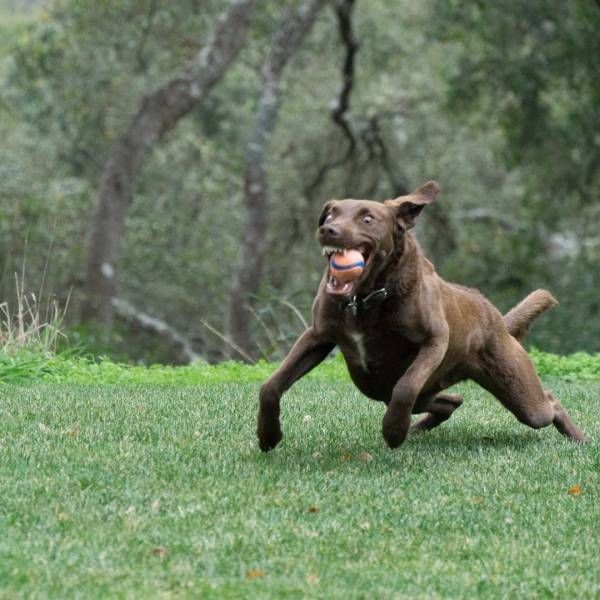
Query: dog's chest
[
  {"left": 347, "top": 331, "right": 369, "bottom": 371},
  {"left": 336, "top": 318, "right": 419, "bottom": 402},
  {"left": 339, "top": 321, "right": 393, "bottom": 373}
]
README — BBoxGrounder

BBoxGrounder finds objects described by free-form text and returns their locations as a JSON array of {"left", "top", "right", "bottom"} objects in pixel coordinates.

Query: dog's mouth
[{"left": 322, "top": 244, "right": 373, "bottom": 297}]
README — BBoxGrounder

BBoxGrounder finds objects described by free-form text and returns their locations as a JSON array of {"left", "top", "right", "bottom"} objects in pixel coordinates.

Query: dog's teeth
[{"left": 323, "top": 245, "right": 348, "bottom": 256}]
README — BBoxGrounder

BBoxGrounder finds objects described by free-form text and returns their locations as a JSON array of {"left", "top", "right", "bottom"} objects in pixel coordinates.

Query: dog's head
[{"left": 316, "top": 181, "right": 439, "bottom": 297}]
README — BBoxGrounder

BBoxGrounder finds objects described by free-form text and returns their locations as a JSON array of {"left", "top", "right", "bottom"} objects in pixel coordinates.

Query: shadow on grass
[
  {"left": 409, "top": 426, "right": 544, "bottom": 449},
  {"left": 251, "top": 423, "right": 547, "bottom": 474}
]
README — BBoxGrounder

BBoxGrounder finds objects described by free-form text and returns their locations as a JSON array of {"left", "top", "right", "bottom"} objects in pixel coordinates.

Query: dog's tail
[{"left": 503, "top": 289, "right": 558, "bottom": 342}]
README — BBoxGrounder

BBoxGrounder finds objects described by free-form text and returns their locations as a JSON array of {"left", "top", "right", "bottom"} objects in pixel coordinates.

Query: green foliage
[
  {"left": 529, "top": 348, "right": 600, "bottom": 382},
  {"left": 1, "top": 350, "right": 600, "bottom": 385},
  {"left": 0, "top": 381, "right": 597, "bottom": 596},
  {"left": 0, "top": 5, "right": 91, "bottom": 307},
  {"left": 5, "top": 1, "right": 234, "bottom": 177},
  {"left": 428, "top": 0, "right": 600, "bottom": 352},
  {"left": 434, "top": 0, "right": 599, "bottom": 176},
  {"left": 1, "top": 0, "right": 598, "bottom": 360},
  {"left": 0, "top": 350, "right": 54, "bottom": 382}
]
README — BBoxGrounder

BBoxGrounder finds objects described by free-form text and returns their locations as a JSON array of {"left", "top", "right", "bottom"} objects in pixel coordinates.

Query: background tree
[
  {"left": 227, "top": 0, "right": 329, "bottom": 359},
  {"left": 82, "top": 0, "right": 258, "bottom": 327}
]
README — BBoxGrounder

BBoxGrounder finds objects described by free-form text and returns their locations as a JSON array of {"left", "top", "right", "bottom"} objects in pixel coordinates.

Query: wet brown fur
[{"left": 257, "top": 181, "right": 585, "bottom": 450}]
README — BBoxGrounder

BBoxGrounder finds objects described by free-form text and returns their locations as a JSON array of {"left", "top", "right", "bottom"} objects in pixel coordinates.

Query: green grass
[{"left": 0, "top": 379, "right": 598, "bottom": 598}]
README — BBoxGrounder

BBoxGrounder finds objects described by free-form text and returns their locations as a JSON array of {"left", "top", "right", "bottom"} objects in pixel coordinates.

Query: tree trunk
[
  {"left": 82, "top": 0, "right": 258, "bottom": 326},
  {"left": 226, "top": 0, "right": 329, "bottom": 359}
]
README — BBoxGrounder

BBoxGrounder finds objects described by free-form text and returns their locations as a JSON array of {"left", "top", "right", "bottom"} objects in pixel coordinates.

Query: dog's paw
[
  {"left": 257, "top": 415, "right": 283, "bottom": 452},
  {"left": 382, "top": 412, "right": 408, "bottom": 449},
  {"left": 409, "top": 414, "right": 438, "bottom": 433},
  {"left": 382, "top": 429, "right": 404, "bottom": 449},
  {"left": 257, "top": 428, "right": 283, "bottom": 452}
]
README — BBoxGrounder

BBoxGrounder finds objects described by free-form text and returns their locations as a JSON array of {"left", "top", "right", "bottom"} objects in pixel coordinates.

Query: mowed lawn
[{"left": 0, "top": 380, "right": 598, "bottom": 598}]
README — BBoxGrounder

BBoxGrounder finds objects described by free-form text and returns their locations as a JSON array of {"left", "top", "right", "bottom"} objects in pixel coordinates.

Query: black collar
[{"left": 343, "top": 288, "right": 388, "bottom": 316}]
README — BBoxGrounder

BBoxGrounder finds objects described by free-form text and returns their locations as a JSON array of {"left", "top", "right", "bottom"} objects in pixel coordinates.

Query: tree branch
[
  {"left": 331, "top": 0, "right": 359, "bottom": 154},
  {"left": 304, "top": 0, "right": 359, "bottom": 200},
  {"left": 364, "top": 113, "right": 410, "bottom": 196},
  {"left": 112, "top": 297, "right": 203, "bottom": 364},
  {"left": 461, "top": 208, "right": 518, "bottom": 230}
]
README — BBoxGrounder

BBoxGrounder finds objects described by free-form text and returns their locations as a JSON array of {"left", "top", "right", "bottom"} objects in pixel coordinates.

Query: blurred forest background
[{"left": 0, "top": 0, "right": 598, "bottom": 364}]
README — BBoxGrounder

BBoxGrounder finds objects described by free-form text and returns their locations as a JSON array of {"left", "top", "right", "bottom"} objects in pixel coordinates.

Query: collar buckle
[
  {"left": 343, "top": 288, "right": 388, "bottom": 315},
  {"left": 346, "top": 296, "right": 359, "bottom": 317}
]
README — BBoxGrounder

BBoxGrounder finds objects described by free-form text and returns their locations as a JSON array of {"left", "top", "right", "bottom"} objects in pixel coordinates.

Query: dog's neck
[{"left": 367, "top": 232, "right": 422, "bottom": 299}]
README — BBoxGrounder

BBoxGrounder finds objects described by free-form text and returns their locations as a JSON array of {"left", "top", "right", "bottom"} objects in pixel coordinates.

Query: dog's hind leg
[
  {"left": 545, "top": 390, "right": 586, "bottom": 441},
  {"left": 410, "top": 393, "right": 463, "bottom": 433},
  {"left": 476, "top": 336, "right": 585, "bottom": 442}
]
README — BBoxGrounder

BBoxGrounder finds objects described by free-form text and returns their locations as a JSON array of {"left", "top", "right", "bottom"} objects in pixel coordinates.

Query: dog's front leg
[
  {"left": 382, "top": 333, "right": 448, "bottom": 448},
  {"left": 257, "top": 327, "right": 334, "bottom": 452}
]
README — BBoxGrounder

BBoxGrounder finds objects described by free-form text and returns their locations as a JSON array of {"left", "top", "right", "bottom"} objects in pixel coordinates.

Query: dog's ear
[
  {"left": 385, "top": 181, "right": 439, "bottom": 231},
  {"left": 317, "top": 201, "right": 335, "bottom": 227}
]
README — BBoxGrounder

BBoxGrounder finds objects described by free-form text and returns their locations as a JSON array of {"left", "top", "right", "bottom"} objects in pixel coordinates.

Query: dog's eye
[
  {"left": 362, "top": 215, "right": 374, "bottom": 224},
  {"left": 324, "top": 213, "right": 333, "bottom": 223}
]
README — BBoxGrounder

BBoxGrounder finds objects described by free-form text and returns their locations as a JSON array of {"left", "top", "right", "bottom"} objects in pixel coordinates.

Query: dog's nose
[{"left": 319, "top": 224, "right": 340, "bottom": 237}]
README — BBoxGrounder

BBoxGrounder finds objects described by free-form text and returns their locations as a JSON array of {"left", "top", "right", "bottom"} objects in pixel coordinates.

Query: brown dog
[{"left": 257, "top": 181, "right": 585, "bottom": 451}]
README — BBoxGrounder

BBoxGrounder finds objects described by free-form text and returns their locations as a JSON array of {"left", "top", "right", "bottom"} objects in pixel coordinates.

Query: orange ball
[{"left": 330, "top": 249, "right": 365, "bottom": 283}]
